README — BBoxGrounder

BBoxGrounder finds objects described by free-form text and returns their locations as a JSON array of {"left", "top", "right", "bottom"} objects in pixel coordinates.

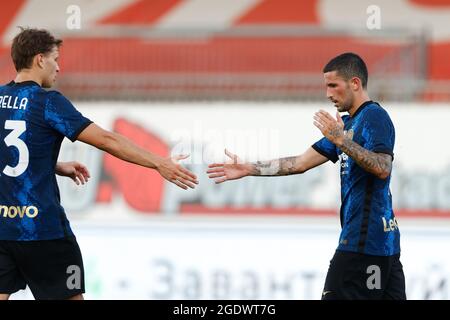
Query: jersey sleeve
[
  {"left": 361, "top": 108, "right": 395, "bottom": 158},
  {"left": 312, "top": 137, "right": 339, "bottom": 163},
  {"left": 44, "top": 91, "right": 92, "bottom": 142}
]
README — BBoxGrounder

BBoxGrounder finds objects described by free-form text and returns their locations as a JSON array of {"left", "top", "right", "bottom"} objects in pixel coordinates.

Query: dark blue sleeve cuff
[{"left": 312, "top": 144, "right": 338, "bottom": 163}]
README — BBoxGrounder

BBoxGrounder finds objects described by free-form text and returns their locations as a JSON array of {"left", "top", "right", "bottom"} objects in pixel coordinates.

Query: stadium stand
[{"left": 0, "top": 0, "right": 449, "bottom": 101}]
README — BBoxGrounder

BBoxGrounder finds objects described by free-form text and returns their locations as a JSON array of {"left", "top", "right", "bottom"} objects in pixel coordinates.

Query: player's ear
[
  {"left": 35, "top": 53, "right": 45, "bottom": 69},
  {"left": 350, "top": 77, "right": 361, "bottom": 91}
]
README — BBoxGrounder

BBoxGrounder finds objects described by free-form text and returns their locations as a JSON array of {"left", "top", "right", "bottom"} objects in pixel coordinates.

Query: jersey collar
[
  {"left": 7, "top": 80, "right": 41, "bottom": 87},
  {"left": 350, "top": 100, "right": 374, "bottom": 118}
]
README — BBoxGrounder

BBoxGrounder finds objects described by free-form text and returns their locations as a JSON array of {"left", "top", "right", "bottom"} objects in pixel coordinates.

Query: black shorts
[
  {"left": 322, "top": 250, "right": 406, "bottom": 300},
  {"left": 0, "top": 236, "right": 85, "bottom": 300}
]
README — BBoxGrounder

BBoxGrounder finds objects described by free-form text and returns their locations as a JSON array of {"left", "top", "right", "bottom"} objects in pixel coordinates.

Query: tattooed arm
[
  {"left": 207, "top": 148, "right": 328, "bottom": 184},
  {"left": 338, "top": 138, "right": 392, "bottom": 179},
  {"left": 248, "top": 156, "right": 297, "bottom": 176},
  {"left": 248, "top": 147, "right": 328, "bottom": 176},
  {"left": 313, "top": 109, "right": 392, "bottom": 180}
]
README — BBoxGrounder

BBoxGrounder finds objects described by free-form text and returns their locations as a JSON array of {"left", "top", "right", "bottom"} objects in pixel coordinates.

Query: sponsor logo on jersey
[
  {"left": 0, "top": 205, "right": 38, "bottom": 218},
  {"left": 382, "top": 216, "right": 399, "bottom": 232},
  {"left": 339, "top": 128, "right": 354, "bottom": 175}
]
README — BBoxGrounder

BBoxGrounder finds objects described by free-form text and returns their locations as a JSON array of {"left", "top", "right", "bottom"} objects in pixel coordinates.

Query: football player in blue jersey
[
  {"left": 207, "top": 53, "right": 406, "bottom": 300},
  {"left": 0, "top": 28, "right": 198, "bottom": 300}
]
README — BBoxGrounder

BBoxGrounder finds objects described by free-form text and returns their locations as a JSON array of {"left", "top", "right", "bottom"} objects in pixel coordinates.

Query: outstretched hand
[
  {"left": 157, "top": 154, "right": 199, "bottom": 190},
  {"left": 206, "top": 149, "right": 252, "bottom": 184},
  {"left": 56, "top": 161, "right": 90, "bottom": 185}
]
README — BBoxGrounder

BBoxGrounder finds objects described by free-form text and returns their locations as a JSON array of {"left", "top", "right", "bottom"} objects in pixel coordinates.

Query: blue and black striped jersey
[
  {"left": 0, "top": 81, "right": 92, "bottom": 240},
  {"left": 313, "top": 101, "right": 400, "bottom": 256}
]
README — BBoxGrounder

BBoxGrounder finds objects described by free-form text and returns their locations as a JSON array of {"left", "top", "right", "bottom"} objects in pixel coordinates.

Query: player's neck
[
  {"left": 14, "top": 70, "right": 42, "bottom": 87},
  {"left": 348, "top": 92, "right": 370, "bottom": 117}
]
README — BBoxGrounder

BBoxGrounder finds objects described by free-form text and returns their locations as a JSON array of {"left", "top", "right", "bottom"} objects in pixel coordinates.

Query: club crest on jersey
[{"left": 344, "top": 128, "right": 354, "bottom": 140}]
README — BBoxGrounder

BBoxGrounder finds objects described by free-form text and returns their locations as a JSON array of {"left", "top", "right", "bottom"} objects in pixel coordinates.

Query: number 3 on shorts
[{"left": 3, "top": 120, "right": 29, "bottom": 177}]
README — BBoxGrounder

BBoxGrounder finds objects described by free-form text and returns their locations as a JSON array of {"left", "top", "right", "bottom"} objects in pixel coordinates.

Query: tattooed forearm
[
  {"left": 249, "top": 156, "right": 300, "bottom": 176},
  {"left": 339, "top": 138, "right": 392, "bottom": 179},
  {"left": 328, "top": 127, "right": 344, "bottom": 144}
]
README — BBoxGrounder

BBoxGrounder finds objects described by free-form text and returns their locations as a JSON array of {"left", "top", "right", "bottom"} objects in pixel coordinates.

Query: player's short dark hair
[
  {"left": 11, "top": 27, "right": 62, "bottom": 72},
  {"left": 323, "top": 52, "right": 368, "bottom": 89}
]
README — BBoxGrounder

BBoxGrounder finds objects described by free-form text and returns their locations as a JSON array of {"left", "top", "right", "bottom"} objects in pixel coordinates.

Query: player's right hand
[
  {"left": 206, "top": 149, "right": 252, "bottom": 184},
  {"left": 156, "top": 155, "right": 198, "bottom": 190},
  {"left": 55, "top": 161, "right": 90, "bottom": 186}
]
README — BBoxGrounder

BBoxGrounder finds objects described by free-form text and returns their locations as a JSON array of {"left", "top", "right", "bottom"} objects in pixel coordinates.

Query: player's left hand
[
  {"left": 313, "top": 110, "right": 345, "bottom": 146},
  {"left": 55, "top": 161, "right": 90, "bottom": 185}
]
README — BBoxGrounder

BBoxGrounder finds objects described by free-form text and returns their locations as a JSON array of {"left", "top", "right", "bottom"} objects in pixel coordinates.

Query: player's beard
[
  {"left": 337, "top": 101, "right": 351, "bottom": 112},
  {"left": 337, "top": 87, "right": 354, "bottom": 112}
]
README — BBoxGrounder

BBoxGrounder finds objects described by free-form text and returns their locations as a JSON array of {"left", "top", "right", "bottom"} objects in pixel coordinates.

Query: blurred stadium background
[{"left": 2, "top": 0, "right": 450, "bottom": 299}]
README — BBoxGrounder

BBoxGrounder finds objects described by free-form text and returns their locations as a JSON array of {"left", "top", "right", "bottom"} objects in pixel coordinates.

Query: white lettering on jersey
[
  {"left": 382, "top": 217, "right": 399, "bottom": 232},
  {"left": 0, "top": 95, "right": 28, "bottom": 110}
]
